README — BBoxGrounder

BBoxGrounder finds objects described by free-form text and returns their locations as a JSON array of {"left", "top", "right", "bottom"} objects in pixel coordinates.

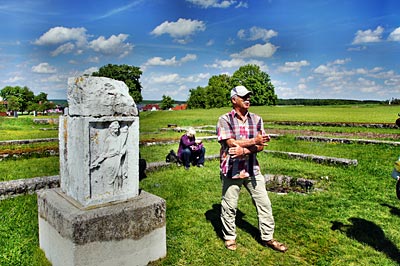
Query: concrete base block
[{"left": 38, "top": 188, "right": 166, "bottom": 266}]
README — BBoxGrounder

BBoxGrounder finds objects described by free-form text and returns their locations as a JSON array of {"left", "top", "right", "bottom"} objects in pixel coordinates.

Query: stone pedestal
[
  {"left": 38, "top": 189, "right": 166, "bottom": 266},
  {"left": 38, "top": 76, "right": 167, "bottom": 266}
]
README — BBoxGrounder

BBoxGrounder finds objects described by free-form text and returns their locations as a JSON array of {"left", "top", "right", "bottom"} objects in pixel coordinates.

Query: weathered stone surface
[
  {"left": 0, "top": 149, "right": 58, "bottom": 161},
  {"left": 296, "top": 136, "right": 400, "bottom": 146},
  {"left": 0, "top": 138, "right": 58, "bottom": 146},
  {"left": 273, "top": 121, "right": 398, "bottom": 129},
  {"left": 67, "top": 76, "right": 138, "bottom": 117},
  {"left": 59, "top": 76, "right": 141, "bottom": 208},
  {"left": 39, "top": 76, "right": 166, "bottom": 266},
  {"left": 38, "top": 188, "right": 167, "bottom": 266},
  {"left": 264, "top": 150, "right": 358, "bottom": 166},
  {"left": 33, "top": 118, "right": 59, "bottom": 124},
  {"left": 0, "top": 176, "right": 59, "bottom": 199},
  {"left": 265, "top": 174, "right": 317, "bottom": 186},
  {"left": 37, "top": 188, "right": 166, "bottom": 244},
  {"left": 59, "top": 116, "right": 140, "bottom": 207},
  {"left": 264, "top": 174, "right": 317, "bottom": 192}
]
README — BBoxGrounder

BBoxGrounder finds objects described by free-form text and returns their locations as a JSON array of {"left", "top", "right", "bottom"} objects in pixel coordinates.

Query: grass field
[{"left": 1, "top": 104, "right": 400, "bottom": 265}]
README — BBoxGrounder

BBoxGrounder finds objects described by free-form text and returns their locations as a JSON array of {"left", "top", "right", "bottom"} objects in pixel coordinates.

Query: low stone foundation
[
  {"left": 0, "top": 175, "right": 59, "bottom": 199},
  {"left": 273, "top": 121, "right": 398, "bottom": 128},
  {"left": 264, "top": 150, "right": 358, "bottom": 166},
  {"left": 296, "top": 136, "right": 400, "bottom": 146}
]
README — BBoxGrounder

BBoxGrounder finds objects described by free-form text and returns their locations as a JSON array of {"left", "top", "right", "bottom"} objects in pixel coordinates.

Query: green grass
[
  {"left": 0, "top": 195, "right": 50, "bottom": 266},
  {"left": 260, "top": 104, "right": 399, "bottom": 123},
  {"left": 0, "top": 116, "right": 58, "bottom": 141},
  {"left": 0, "top": 157, "right": 59, "bottom": 182},
  {"left": 1, "top": 105, "right": 398, "bottom": 141},
  {"left": 266, "top": 124, "right": 400, "bottom": 139},
  {"left": 139, "top": 104, "right": 400, "bottom": 132},
  {"left": 141, "top": 143, "right": 400, "bottom": 265},
  {"left": 1, "top": 106, "right": 400, "bottom": 265}
]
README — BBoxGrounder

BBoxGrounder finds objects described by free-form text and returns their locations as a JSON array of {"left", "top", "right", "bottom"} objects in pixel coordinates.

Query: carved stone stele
[{"left": 39, "top": 76, "right": 166, "bottom": 266}]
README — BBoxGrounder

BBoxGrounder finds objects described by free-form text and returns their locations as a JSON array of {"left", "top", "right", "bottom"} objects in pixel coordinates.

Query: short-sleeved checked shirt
[{"left": 217, "top": 109, "right": 266, "bottom": 178}]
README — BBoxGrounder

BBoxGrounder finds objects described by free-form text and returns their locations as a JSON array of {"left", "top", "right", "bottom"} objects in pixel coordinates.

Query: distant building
[
  {"left": 172, "top": 104, "right": 187, "bottom": 111},
  {"left": 0, "top": 99, "right": 7, "bottom": 116},
  {"left": 142, "top": 104, "right": 160, "bottom": 111}
]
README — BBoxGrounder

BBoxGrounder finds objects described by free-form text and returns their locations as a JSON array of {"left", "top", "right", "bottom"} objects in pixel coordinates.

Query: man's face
[{"left": 233, "top": 94, "right": 251, "bottom": 109}]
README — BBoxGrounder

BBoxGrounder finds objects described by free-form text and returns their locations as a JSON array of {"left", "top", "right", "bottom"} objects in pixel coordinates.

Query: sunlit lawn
[{"left": 1, "top": 105, "right": 400, "bottom": 265}]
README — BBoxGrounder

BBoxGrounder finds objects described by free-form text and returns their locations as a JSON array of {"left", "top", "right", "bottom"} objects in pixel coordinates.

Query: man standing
[{"left": 217, "top": 85, "right": 288, "bottom": 252}]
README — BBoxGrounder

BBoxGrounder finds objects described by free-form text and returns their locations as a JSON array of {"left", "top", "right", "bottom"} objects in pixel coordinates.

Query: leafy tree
[
  {"left": 34, "top": 92, "right": 48, "bottom": 103},
  {"left": 160, "top": 95, "right": 175, "bottom": 110},
  {"left": 186, "top": 65, "right": 277, "bottom": 109},
  {"left": 92, "top": 64, "right": 143, "bottom": 103},
  {"left": 6, "top": 95, "right": 22, "bottom": 112},
  {"left": 186, "top": 86, "right": 207, "bottom": 109},
  {"left": 41, "top": 101, "right": 55, "bottom": 113},
  {"left": 231, "top": 64, "right": 277, "bottom": 106},
  {"left": 0, "top": 86, "right": 35, "bottom": 113},
  {"left": 27, "top": 102, "right": 40, "bottom": 114},
  {"left": 205, "top": 74, "right": 231, "bottom": 108}
]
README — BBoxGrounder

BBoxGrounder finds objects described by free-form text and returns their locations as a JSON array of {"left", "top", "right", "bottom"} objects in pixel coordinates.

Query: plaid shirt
[{"left": 217, "top": 110, "right": 265, "bottom": 178}]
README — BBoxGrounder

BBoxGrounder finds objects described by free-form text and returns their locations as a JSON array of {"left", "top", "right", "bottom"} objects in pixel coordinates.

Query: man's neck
[{"left": 234, "top": 107, "right": 248, "bottom": 120}]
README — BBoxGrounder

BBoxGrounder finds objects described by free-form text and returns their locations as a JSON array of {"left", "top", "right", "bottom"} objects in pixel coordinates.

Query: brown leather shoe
[{"left": 262, "top": 239, "right": 288, "bottom": 252}]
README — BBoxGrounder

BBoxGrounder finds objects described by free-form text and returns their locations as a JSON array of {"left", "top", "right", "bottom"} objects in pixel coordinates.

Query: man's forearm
[
  {"left": 244, "top": 144, "right": 263, "bottom": 154},
  {"left": 227, "top": 138, "right": 256, "bottom": 148}
]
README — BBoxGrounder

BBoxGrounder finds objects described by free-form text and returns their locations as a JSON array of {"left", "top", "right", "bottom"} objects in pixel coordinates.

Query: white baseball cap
[{"left": 230, "top": 85, "right": 252, "bottom": 98}]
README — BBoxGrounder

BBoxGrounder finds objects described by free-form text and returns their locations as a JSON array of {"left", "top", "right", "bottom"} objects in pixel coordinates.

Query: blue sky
[{"left": 0, "top": 0, "right": 399, "bottom": 101}]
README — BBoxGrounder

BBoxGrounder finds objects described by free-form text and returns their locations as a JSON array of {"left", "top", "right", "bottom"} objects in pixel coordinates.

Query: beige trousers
[{"left": 221, "top": 173, "right": 275, "bottom": 241}]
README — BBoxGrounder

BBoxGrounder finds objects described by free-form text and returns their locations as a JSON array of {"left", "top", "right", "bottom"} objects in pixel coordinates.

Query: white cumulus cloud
[
  {"left": 151, "top": 18, "right": 205, "bottom": 43},
  {"left": 231, "top": 42, "right": 277, "bottom": 58},
  {"left": 34, "top": 26, "right": 87, "bottom": 47},
  {"left": 144, "top": 54, "right": 197, "bottom": 67},
  {"left": 142, "top": 54, "right": 197, "bottom": 69},
  {"left": 237, "top": 27, "right": 278, "bottom": 42},
  {"left": 31, "top": 63, "right": 57, "bottom": 74},
  {"left": 352, "top": 26, "right": 384, "bottom": 44},
  {"left": 278, "top": 60, "right": 309, "bottom": 73},
  {"left": 34, "top": 26, "right": 133, "bottom": 58},
  {"left": 4, "top": 75, "right": 24, "bottom": 83},
  {"left": 152, "top": 73, "right": 180, "bottom": 83},
  {"left": 205, "top": 58, "right": 266, "bottom": 70},
  {"left": 89, "top": 34, "right": 133, "bottom": 58},
  {"left": 388, "top": 27, "right": 400, "bottom": 41},
  {"left": 186, "top": 0, "right": 244, "bottom": 8},
  {"left": 51, "top": 42, "right": 75, "bottom": 56}
]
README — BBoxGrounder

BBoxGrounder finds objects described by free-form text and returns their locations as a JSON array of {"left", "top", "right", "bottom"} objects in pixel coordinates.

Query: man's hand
[
  {"left": 228, "top": 142, "right": 245, "bottom": 158},
  {"left": 254, "top": 131, "right": 270, "bottom": 146}
]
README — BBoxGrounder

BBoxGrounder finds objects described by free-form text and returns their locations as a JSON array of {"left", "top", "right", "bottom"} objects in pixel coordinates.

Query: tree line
[
  {"left": 89, "top": 63, "right": 277, "bottom": 110},
  {"left": 2, "top": 62, "right": 395, "bottom": 115},
  {"left": 277, "top": 98, "right": 385, "bottom": 106},
  {"left": 0, "top": 86, "right": 55, "bottom": 114}
]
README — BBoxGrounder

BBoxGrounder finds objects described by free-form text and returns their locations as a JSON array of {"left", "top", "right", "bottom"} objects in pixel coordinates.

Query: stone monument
[{"left": 37, "top": 76, "right": 166, "bottom": 266}]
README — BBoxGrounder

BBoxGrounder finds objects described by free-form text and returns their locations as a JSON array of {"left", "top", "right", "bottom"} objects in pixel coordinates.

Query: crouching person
[{"left": 177, "top": 127, "right": 205, "bottom": 170}]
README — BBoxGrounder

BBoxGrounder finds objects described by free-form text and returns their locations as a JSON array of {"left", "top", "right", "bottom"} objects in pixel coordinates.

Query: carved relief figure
[{"left": 90, "top": 121, "right": 129, "bottom": 193}]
